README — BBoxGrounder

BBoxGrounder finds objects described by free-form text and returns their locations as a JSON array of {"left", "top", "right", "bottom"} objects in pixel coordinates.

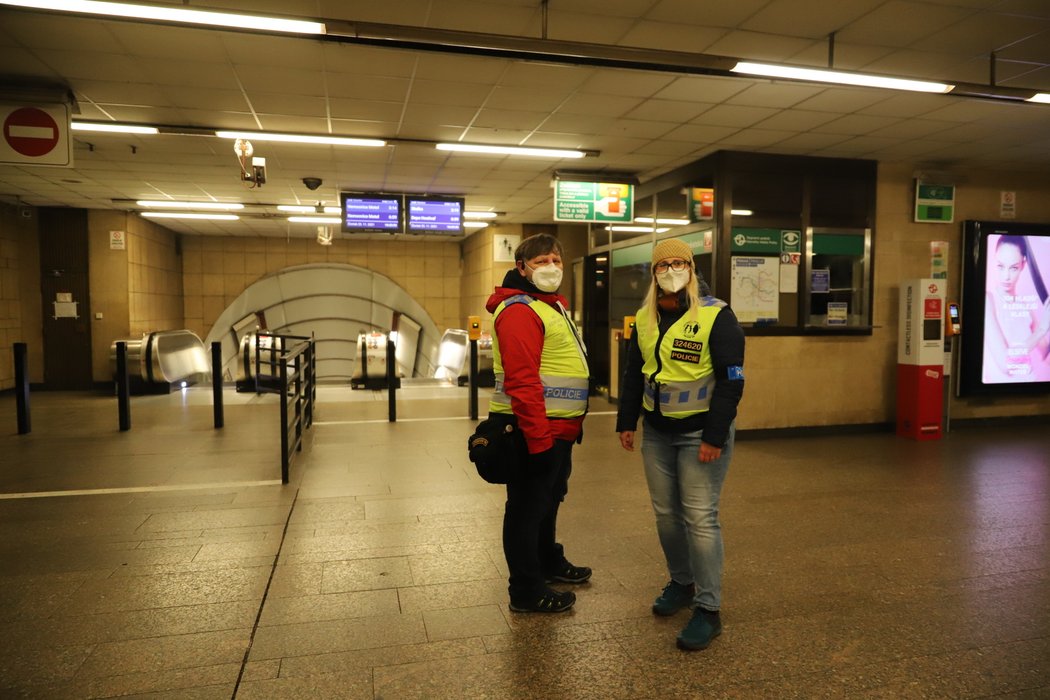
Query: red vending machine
[{"left": 897, "top": 278, "right": 946, "bottom": 440}]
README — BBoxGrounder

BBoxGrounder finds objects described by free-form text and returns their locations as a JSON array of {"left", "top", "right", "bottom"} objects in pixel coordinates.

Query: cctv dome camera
[{"left": 302, "top": 177, "right": 323, "bottom": 191}]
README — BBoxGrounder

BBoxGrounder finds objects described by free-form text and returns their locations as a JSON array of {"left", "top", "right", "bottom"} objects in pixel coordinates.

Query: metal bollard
[
  {"left": 468, "top": 338, "right": 478, "bottom": 420},
  {"left": 116, "top": 341, "right": 130, "bottom": 431},
  {"left": 386, "top": 337, "right": 396, "bottom": 422},
  {"left": 14, "top": 342, "right": 30, "bottom": 434},
  {"left": 211, "top": 342, "right": 224, "bottom": 429}
]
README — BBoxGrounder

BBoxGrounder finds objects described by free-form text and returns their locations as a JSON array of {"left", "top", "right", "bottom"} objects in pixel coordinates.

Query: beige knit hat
[{"left": 652, "top": 238, "right": 694, "bottom": 266}]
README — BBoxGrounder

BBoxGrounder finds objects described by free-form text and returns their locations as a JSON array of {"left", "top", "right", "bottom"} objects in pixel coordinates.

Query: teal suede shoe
[
  {"left": 676, "top": 608, "right": 721, "bottom": 650},
  {"left": 652, "top": 580, "right": 694, "bottom": 616}
]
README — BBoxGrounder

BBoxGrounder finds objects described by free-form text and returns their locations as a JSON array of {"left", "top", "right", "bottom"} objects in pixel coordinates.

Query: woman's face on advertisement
[{"left": 995, "top": 242, "right": 1025, "bottom": 294}]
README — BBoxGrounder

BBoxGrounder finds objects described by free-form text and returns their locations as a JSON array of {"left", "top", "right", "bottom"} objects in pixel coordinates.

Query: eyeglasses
[{"left": 654, "top": 260, "right": 691, "bottom": 272}]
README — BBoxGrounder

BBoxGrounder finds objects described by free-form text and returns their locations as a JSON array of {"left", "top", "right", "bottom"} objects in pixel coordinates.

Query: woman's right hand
[{"left": 619, "top": 430, "right": 635, "bottom": 451}]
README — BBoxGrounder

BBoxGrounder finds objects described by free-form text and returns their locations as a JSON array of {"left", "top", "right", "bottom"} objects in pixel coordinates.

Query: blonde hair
[{"left": 639, "top": 264, "right": 703, "bottom": 333}]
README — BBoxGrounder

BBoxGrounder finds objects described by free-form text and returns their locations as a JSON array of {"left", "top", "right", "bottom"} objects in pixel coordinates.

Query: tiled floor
[{"left": 1, "top": 386, "right": 1048, "bottom": 699}]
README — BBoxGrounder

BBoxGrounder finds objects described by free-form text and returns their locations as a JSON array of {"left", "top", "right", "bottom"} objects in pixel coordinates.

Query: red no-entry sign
[{"left": 0, "top": 103, "right": 72, "bottom": 166}]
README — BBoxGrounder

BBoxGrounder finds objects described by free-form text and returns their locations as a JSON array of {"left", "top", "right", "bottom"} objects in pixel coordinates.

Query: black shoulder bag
[{"left": 467, "top": 414, "right": 526, "bottom": 484}]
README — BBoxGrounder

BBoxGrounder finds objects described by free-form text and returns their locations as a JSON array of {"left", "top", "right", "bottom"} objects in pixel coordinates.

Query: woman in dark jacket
[{"left": 617, "top": 237, "right": 745, "bottom": 650}]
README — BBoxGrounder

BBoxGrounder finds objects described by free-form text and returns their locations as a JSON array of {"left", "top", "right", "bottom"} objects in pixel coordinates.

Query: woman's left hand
[{"left": 698, "top": 442, "right": 722, "bottom": 463}]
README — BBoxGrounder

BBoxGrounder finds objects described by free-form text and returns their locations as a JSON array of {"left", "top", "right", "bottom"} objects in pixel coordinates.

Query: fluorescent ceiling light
[
  {"left": 136, "top": 200, "right": 243, "bottom": 210},
  {"left": 1, "top": 1, "right": 326, "bottom": 34},
  {"left": 732, "top": 61, "right": 953, "bottom": 94},
  {"left": 1027, "top": 93, "right": 1050, "bottom": 104},
  {"left": 607, "top": 225, "right": 670, "bottom": 233},
  {"left": 731, "top": 209, "right": 753, "bottom": 216},
  {"left": 141, "top": 212, "right": 238, "bottom": 221},
  {"left": 216, "top": 131, "right": 385, "bottom": 147},
  {"left": 288, "top": 216, "right": 341, "bottom": 224},
  {"left": 277, "top": 205, "right": 341, "bottom": 214},
  {"left": 634, "top": 217, "right": 690, "bottom": 225},
  {"left": 436, "top": 143, "right": 587, "bottom": 159},
  {"left": 464, "top": 211, "right": 498, "bottom": 219},
  {"left": 72, "top": 121, "right": 158, "bottom": 134},
  {"left": 464, "top": 221, "right": 489, "bottom": 229}
]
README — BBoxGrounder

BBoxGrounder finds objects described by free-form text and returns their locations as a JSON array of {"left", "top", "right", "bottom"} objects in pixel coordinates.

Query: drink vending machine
[{"left": 897, "top": 278, "right": 946, "bottom": 440}]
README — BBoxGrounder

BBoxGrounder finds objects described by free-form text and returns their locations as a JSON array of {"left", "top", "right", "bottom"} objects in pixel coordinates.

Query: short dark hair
[{"left": 515, "top": 233, "right": 563, "bottom": 263}]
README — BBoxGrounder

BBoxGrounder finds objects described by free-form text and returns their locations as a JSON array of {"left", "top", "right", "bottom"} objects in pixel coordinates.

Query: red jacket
[{"left": 486, "top": 277, "right": 585, "bottom": 454}]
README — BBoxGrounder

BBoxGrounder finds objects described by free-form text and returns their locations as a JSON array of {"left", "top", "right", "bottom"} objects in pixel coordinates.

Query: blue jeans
[{"left": 641, "top": 422, "right": 734, "bottom": 612}]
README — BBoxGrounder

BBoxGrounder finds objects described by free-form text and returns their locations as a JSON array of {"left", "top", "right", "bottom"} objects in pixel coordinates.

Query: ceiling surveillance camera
[{"left": 302, "top": 177, "right": 322, "bottom": 191}]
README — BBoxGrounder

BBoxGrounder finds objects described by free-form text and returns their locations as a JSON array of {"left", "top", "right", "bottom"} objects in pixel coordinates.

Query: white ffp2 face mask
[
  {"left": 526, "top": 262, "right": 563, "bottom": 292},
  {"left": 656, "top": 268, "right": 691, "bottom": 294}
]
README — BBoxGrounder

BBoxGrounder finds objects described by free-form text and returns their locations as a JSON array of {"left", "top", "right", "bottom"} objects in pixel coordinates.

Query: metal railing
[{"left": 271, "top": 333, "right": 316, "bottom": 483}]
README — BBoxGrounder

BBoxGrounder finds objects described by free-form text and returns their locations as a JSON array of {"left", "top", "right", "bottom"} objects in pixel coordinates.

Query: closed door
[{"left": 39, "top": 208, "right": 93, "bottom": 390}]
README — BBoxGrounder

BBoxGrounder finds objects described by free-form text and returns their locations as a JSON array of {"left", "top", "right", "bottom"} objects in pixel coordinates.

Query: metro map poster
[{"left": 731, "top": 256, "right": 779, "bottom": 323}]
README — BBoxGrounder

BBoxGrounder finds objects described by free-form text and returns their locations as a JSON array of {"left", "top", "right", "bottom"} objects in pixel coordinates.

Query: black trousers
[{"left": 502, "top": 438, "right": 574, "bottom": 603}]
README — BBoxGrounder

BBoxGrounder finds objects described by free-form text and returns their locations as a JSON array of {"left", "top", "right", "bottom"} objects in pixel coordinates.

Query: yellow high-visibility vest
[
  {"left": 489, "top": 294, "right": 589, "bottom": 418},
  {"left": 635, "top": 299, "right": 725, "bottom": 418}
]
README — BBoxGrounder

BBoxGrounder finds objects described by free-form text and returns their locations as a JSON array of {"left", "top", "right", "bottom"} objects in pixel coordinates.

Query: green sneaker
[
  {"left": 652, "top": 580, "right": 694, "bottom": 616},
  {"left": 676, "top": 608, "right": 721, "bottom": 651}
]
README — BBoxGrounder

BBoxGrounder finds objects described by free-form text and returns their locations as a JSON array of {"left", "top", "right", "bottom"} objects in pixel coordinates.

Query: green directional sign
[
  {"left": 554, "top": 181, "right": 633, "bottom": 223},
  {"left": 915, "top": 182, "right": 954, "bottom": 223}
]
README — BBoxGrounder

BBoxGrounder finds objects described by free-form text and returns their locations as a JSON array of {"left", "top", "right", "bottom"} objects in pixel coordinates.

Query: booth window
[{"left": 803, "top": 227, "right": 872, "bottom": 330}]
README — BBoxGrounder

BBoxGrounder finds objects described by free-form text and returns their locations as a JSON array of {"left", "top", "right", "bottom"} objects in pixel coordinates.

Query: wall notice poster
[{"left": 731, "top": 256, "right": 779, "bottom": 323}]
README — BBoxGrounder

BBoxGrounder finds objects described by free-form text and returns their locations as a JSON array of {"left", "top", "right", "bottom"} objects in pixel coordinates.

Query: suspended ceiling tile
[
  {"left": 645, "top": 0, "right": 771, "bottom": 27},
  {"left": 994, "top": 0, "right": 1050, "bottom": 17},
  {"left": 813, "top": 113, "right": 904, "bottom": 135},
  {"left": 234, "top": 65, "right": 328, "bottom": 96},
  {"left": 484, "top": 86, "right": 577, "bottom": 113},
  {"left": 591, "top": 119, "right": 678, "bottom": 139},
  {"left": 727, "top": 82, "right": 825, "bottom": 107},
  {"left": 136, "top": 58, "right": 241, "bottom": 89},
  {"left": 325, "top": 74, "right": 411, "bottom": 102},
  {"left": 162, "top": 88, "right": 248, "bottom": 113},
  {"left": 652, "top": 75, "right": 753, "bottom": 103},
  {"left": 705, "top": 31, "right": 819, "bottom": 63},
  {"left": 408, "top": 79, "right": 492, "bottom": 107},
  {"left": 623, "top": 99, "right": 711, "bottom": 123},
  {"left": 545, "top": 12, "right": 634, "bottom": 44},
  {"left": 221, "top": 34, "right": 326, "bottom": 70},
  {"left": 773, "top": 131, "right": 855, "bottom": 151},
  {"left": 741, "top": 0, "right": 887, "bottom": 39},
  {"left": 615, "top": 21, "right": 727, "bottom": 53},
  {"left": 412, "top": 54, "right": 511, "bottom": 84},
  {"left": 793, "top": 87, "right": 889, "bottom": 113},
  {"left": 746, "top": 108, "right": 836, "bottom": 133},
  {"left": 540, "top": 113, "right": 614, "bottom": 134},
  {"left": 835, "top": 1, "right": 974, "bottom": 48},
  {"left": 919, "top": 13, "right": 1050, "bottom": 57},
  {"left": 321, "top": 44, "right": 420, "bottom": 78},
  {"left": 0, "top": 46, "right": 56, "bottom": 76},
  {"left": 661, "top": 123, "right": 741, "bottom": 144},
  {"left": 499, "top": 62, "right": 595, "bottom": 91},
  {"left": 249, "top": 94, "right": 329, "bottom": 118},
  {"left": 555, "top": 93, "right": 643, "bottom": 117},
  {"left": 854, "top": 93, "right": 950, "bottom": 118},
  {"left": 107, "top": 23, "right": 230, "bottom": 62},
  {"left": 691, "top": 104, "right": 781, "bottom": 128},
  {"left": 579, "top": 70, "right": 676, "bottom": 98},
  {"left": 425, "top": 1, "right": 538, "bottom": 35},
  {"left": 788, "top": 42, "right": 897, "bottom": 73},
  {"left": 717, "top": 128, "right": 797, "bottom": 148},
  {"left": 0, "top": 13, "right": 117, "bottom": 51}
]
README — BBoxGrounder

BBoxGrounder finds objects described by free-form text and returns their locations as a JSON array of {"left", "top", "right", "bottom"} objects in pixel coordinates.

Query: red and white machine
[{"left": 897, "top": 278, "right": 946, "bottom": 440}]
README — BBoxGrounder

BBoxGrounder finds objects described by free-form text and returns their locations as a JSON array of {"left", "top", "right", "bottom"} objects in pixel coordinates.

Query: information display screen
[
  {"left": 406, "top": 196, "right": 464, "bottom": 234},
  {"left": 340, "top": 193, "right": 403, "bottom": 233}
]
